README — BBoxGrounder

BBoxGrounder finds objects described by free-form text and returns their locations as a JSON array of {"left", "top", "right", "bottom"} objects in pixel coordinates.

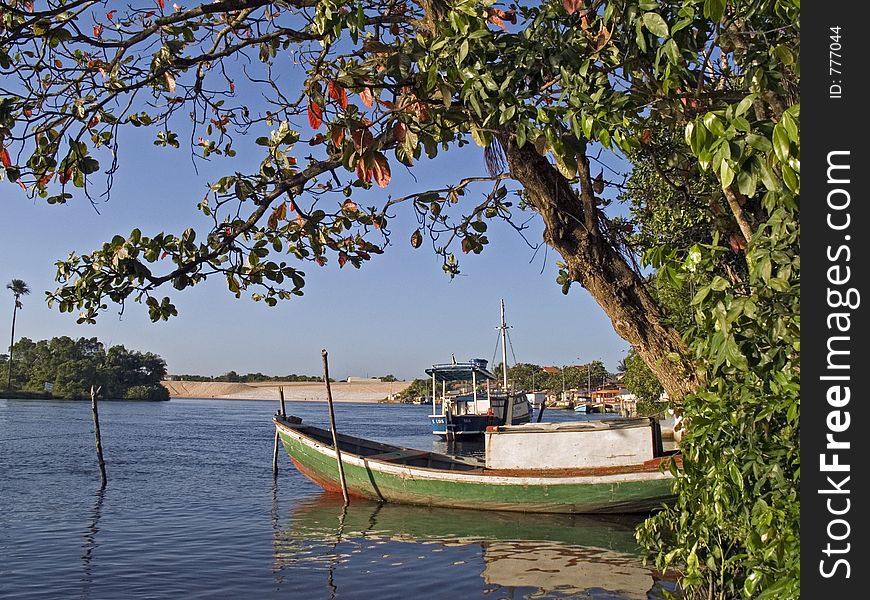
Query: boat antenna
[{"left": 499, "top": 299, "right": 510, "bottom": 390}]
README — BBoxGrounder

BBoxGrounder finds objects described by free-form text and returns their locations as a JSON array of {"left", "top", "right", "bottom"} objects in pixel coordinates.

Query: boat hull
[
  {"left": 431, "top": 395, "right": 531, "bottom": 437},
  {"left": 276, "top": 419, "right": 676, "bottom": 514}
]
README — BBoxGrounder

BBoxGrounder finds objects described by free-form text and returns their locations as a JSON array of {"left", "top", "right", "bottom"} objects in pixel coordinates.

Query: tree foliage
[
  {"left": 1, "top": 0, "right": 799, "bottom": 596},
  {"left": 2, "top": 336, "right": 169, "bottom": 399}
]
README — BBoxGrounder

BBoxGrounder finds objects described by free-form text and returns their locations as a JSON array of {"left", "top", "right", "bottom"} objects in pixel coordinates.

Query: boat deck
[{"left": 276, "top": 416, "right": 680, "bottom": 478}]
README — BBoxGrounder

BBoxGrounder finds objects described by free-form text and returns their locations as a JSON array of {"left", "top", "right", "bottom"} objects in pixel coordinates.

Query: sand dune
[{"left": 161, "top": 380, "right": 414, "bottom": 403}]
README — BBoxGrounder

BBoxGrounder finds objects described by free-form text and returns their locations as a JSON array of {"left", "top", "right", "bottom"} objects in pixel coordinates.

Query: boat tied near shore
[
  {"left": 427, "top": 300, "right": 531, "bottom": 438},
  {"left": 273, "top": 413, "right": 679, "bottom": 514}
]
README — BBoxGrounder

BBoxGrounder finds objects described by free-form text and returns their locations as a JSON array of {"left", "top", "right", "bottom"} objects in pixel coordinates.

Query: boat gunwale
[{"left": 274, "top": 416, "right": 680, "bottom": 483}]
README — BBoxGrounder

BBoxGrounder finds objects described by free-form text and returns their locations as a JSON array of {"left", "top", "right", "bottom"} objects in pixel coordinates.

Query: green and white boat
[{"left": 274, "top": 414, "right": 679, "bottom": 514}]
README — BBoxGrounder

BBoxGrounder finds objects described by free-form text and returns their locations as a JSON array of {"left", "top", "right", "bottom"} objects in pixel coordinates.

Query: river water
[{"left": 0, "top": 398, "right": 676, "bottom": 599}]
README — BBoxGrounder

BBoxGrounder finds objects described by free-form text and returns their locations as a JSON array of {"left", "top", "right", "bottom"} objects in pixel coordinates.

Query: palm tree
[{"left": 7, "top": 279, "right": 30, "bottom": 390}]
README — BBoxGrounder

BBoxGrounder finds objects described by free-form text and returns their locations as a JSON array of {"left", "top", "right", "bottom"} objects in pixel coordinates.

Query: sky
[
  {"left": 1, "top": 26, "right": 635, "bottom": 382},
  {"left": 2, "top": 133, "right": 632, "bottom": 381}
]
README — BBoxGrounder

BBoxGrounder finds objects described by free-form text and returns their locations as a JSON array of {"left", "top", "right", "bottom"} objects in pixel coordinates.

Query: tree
[
  {"left": 6, "top": 278, "right": 30, "bottom": 389},
  {"left": 2, "top": 1, "right": 799, "bottom": 595}
]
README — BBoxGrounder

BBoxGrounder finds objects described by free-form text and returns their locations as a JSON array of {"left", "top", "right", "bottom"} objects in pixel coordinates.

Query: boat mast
[{"left": 500, "top": 299, "right": 509, "bottom": 390}]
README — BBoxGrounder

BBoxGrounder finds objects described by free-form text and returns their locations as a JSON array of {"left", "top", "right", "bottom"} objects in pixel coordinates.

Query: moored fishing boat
[
  {"left": 427, "top": 359, "right": 530, "bottom": 438},
  {"left": 427, "top": 300, "right": 531, "bottom": 438},
  {"left": 274, "top": 414, "right": 679, "bottom": 514}
]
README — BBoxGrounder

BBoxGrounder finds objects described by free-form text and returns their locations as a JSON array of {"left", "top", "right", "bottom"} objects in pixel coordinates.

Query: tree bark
[{"left": 500, "top": 136, "right": 704, "bottom": 401}]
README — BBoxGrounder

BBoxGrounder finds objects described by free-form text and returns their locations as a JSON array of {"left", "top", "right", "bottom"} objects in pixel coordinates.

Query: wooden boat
[
  {"left": 274, "top": 414, "right": 679, "bottom": 514},
  {"left": 426, "top": 300, "right": 531, "bottom": 438},
  {"left": 427, "top": 360, "right": 530, "bottom": 438}
]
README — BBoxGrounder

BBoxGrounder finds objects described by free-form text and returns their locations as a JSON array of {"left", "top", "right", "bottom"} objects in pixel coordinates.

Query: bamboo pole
[
  {"left": 279, "top": 385, "right": 286, "bottom": 417},
  {"left": 90, "top": 385, "right": 107, "bottom": 488},
  {"left": 322, "top": 349, "right": 349, "bottom": 505}
]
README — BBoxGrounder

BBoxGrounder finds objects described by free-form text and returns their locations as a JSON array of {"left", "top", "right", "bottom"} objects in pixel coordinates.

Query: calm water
[{"left": 0, "top": 399, "right": 675, "bottom": 599}]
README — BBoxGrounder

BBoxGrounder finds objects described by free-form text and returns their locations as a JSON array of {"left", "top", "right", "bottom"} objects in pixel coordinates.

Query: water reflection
[
  {"left": 275, "top": 494, "right": 677, "bottom": 599},
  {"left": 80, "top": 487, "right": 106, "bottom": 597}
]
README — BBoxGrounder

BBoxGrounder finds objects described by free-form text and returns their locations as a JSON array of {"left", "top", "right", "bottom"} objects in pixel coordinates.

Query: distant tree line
[
  {"left": 173, "top": 371, "right": 329, "bottom": 383},
  {"left": 1, "top": 336, "right": 168, "bottom": 400},
  {"left": 396, "top": 361, "right": 618, "bottom": 402},
  {"left": 173, "top": 372, "right": 400, "bottom": 383}
]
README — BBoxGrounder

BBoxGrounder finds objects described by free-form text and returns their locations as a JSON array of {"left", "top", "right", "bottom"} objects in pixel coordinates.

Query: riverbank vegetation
[
  {"left": 172, "top": 372, "right": 328, "bottom": 383},
  {"left": 2, "top": 0, "right": 798, "bottom": 596},
  {"left": 2, "top": 337, "right": 169, "bottom": 401}
]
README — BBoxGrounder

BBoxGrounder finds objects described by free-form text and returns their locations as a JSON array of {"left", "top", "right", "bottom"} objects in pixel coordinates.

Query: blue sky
[
  {"left": 2, "top": 128, "right": 633, "bottom": 380},
  {"left": 2, "top": 25, "right": 635, "bottom": 380}
]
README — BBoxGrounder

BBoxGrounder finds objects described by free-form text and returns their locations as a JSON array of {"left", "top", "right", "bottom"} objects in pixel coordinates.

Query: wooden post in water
[
  {"left": 272, "top": 386, "right": 287, "bottom": 478},
  {"left": 90, "top": 385, "right": 107, "bottom": 488},
  {"left": 272, "top": 429, "right": 280, "bottom": 478},
  {"left": 322, "top": 349, "right": 349, "bottom": 505}
]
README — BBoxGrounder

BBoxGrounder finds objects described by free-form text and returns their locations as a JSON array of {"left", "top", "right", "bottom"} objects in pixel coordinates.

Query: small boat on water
[
  {"left": 427, "top": 360, "right": 530, "bottom": 438},
  {"left": 274, "top": 414, "right": 679, "bottom": 514},
  {"left": 427, "top": 300, "right": 530, "bottom": 438}
]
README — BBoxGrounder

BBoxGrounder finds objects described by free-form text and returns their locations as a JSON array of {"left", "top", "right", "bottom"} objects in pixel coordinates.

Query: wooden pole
[
  {"left": 272, "top": 429, "right": 280, "bottom": 478},
  {"left": 322, "top": 349, "right": 349, "bottom": 505},
  {"left": 90, "top": 385, "right": 107, "bottom": 488},
  {"left": 536, "top": 398, "right": 547, "bottom": 422},
  {"left": 273, "top": 386, "right": 287, "bottom": 478}
]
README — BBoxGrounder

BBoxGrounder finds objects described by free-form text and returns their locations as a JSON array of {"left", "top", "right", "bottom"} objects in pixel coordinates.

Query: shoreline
[{"left": 161, "top": 379, "right": 414, "bottom": 404}]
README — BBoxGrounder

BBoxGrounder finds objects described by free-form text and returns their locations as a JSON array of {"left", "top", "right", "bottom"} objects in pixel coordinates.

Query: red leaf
[
  {"left": 641, "top": 128, "right": 652, "bottom": 145},
  {"left": 356, "top": 159, "right": 372, "bottom": 184},
  {"left": 157, "top": 0, "right": 165, "bottom": 9},
  {"left": 342, "top": 199, "right": 358, "bottom": 212},
  {"left": 315, "top": 257, "right": 327, "bottom": 267},
  {"left": 487, "top": 10, "right": 507, "bottom": 30},
  {"left": 93, "top": 24, "right": 103, "bottom": 38},
  {"left": 59, "top": 167, "right": 73, "bottom": 184},
  {"left": 376, "top": 99, "right": 395, "bottom": 109},
  {"left": 307, "top": 101, "right": 323, "bottom": 129},
  {"left": 331, "top": 127, "right": 345, "bottom": 148},
  {"left": 87, "top": 114, "right": 100, "bottom": 129},
  {"left": 338, "top": 253, "right": 348, "bottom": 268},
  {"left": 106, "top": 11, "right": 116, "bottom": 20},
  {"left": 0, "top": 147, "right": 12, "bottom": 168},
  {"left": 309, "top": 133, "right": 326, "bottom": 145},
  {"left": 359, "top": 87, "right": 374, "bottom": 109},
  {"left": 229, "top": 81, "right": 235, "bottom": 93},
  {"left": 327, "top": 81, "right": 349, "bottom": 109},
  {"left": 160, "top": 251, "right": 169, "bottom": 260},
  {"left": 372, "top": 152, "right": 391, "bottom": 188},
  {"left": 351, "top": 127, "right": 373, "bottom": 152},
  {"left": 562, "top": 0, "right": 583, "bottom": 15},
  {"left": 392, "top": 122, "right": 407, "bottom": 143}
]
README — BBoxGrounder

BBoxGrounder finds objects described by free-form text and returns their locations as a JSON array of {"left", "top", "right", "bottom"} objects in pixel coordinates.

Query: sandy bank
[{"left": 161, "top": 380, "right": 414, "bottom": 403}]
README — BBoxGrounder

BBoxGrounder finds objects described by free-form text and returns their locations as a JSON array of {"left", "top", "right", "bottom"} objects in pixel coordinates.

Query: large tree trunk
[{"left": 500, "top": 136, "right": 703, "bottom": 401}]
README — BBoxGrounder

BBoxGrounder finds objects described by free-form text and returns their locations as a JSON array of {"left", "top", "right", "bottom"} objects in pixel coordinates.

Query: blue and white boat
[{"left": 427, "top": 301, "right": 531, "bottom": 438}]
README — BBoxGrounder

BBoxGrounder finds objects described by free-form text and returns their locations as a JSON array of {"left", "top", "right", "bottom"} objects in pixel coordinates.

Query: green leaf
[
  {"left": 773, "top": 126, "right": 790, "bottom": 162},
  {"left": 735, "top": 95, "right": 755, "bottom": 117},
  {"left": 704, "top": 0, "right": 726, "bottom": 21},
  {"left": 458, "top": 40, "right": 469, "bottom": 64},
  {"left": 642, "top": 13, "right": 670, "bottom": 38},
  {"left": 720, "top": 160, "right": 734, "bottom": 188},
  {"left": 736, "top": 169, "right": 757, "bottom": 197},
  {"left": 663, "top": 39, "right": 680, "bottom": 64}
]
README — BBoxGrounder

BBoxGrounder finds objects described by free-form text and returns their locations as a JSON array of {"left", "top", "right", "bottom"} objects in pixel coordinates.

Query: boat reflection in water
[{"left": 274, "top": 494, "right": 678, "bottom": 599}]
